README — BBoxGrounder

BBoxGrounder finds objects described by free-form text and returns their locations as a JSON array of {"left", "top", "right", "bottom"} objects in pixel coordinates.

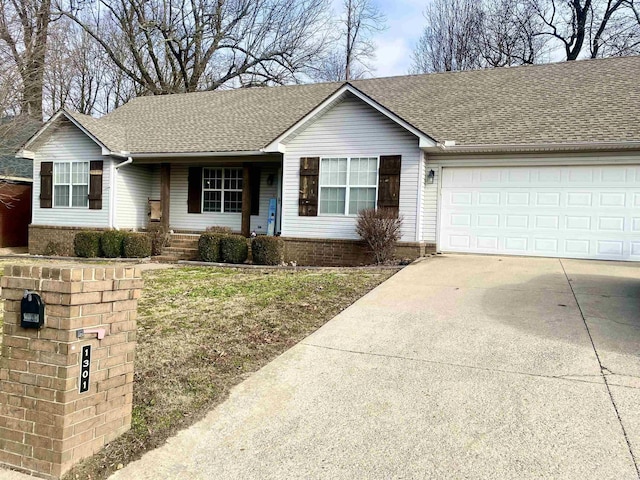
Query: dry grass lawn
[{"left": 0, "top": 261, "right": 395, "bottom": 479}]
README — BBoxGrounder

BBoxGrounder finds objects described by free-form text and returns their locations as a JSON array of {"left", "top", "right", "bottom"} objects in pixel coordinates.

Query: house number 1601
[{"left": 79, "top": 345, "right": 91, "bottom": 393}]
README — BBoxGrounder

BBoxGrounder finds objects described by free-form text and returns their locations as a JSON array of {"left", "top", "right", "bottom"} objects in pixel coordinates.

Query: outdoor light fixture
[{"left": 427, "top": 169, "right": 435, "bottom": 184}]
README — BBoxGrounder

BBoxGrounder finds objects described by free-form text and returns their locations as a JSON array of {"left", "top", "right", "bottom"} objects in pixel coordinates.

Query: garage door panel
[{"left": 439, "top": 165, "right": 640, "bottom": 261}]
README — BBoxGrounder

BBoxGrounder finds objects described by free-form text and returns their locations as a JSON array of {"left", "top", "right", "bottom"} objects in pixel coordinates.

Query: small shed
[{"left": 0, "top": 116, "right": 40, "bottom": 247}]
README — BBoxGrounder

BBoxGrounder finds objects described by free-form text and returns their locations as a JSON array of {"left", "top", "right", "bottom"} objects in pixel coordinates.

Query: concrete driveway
[{"left": 109, "top": 254, "right": 640, "bottom": 480}]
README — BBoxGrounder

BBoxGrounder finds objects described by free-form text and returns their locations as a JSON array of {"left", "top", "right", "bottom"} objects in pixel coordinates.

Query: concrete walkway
[{"left": 5, "top": 254, "right": 639, "bottom": 479}]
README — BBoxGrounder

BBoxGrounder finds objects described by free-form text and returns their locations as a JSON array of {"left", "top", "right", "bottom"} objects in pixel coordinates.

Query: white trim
[
  {"left": 435, "top": 164, "right": 443, "bottom": 253},
  {"left": 17, "top": 150, "right": 35, "bottom": 160},
  {"left": 52, "top": 161, "right": 90, "bottom": 208},
  {"left": 415, "top": 154, "right": 424, "bottom": 242},
  {"left": 425, "top": 141, "right": 640, "bottom": 155},
  {"left": 262, "top": 84, "right": 436, "bottom": 153},
  {"left": 426, "top": 151, "right": 640, "bottom": 168},
  {"left": 109, "top": 160, "right": 116, "bottom": 229},
  {"left": 317, "top": 156, "right": 379, "bottom": 217},
  {"left": 201, "top": 167, "right": 243, "bottom": 214}
]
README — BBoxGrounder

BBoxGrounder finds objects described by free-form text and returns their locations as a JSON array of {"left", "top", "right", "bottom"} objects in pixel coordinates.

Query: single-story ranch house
[{"left": 17, "top": 56, "right": 640, "bottom": 265}]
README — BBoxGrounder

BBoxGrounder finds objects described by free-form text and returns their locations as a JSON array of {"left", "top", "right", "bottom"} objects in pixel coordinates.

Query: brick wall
[
  {"left": 282, "top": 237, "right": 434, "bottom": 266},
  {"left": 29, "top": 226, "right": 112, "bottom": 257},
  {"left": 0, "top": 264, "right": 142, "bottom": 479}
]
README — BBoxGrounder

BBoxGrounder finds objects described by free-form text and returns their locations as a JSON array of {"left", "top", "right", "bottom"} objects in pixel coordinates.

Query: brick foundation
[
  {"left": 0, "top": 264, "right": 142, "bottom": 478},
  {"left": 28, "top": 226, "right": 111, "bottom": 257},
  {"left": 282, "top": 237, "right": 435, "bottom": 266}
]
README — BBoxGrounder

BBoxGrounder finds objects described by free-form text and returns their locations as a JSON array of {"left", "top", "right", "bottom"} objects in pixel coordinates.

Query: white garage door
[{"left": 439, "top": 165, "right": 640, "bottom": 261}]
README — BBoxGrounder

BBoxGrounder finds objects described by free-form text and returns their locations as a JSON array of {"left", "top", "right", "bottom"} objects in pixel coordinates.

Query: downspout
[{"left": 110, "top": 154, "right": 133, "bottom": 229}]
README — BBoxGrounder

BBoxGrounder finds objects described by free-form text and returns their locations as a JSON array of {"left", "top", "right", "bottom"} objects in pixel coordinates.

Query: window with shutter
[
  {"left": 89, "top": 161, "right": 103, "bottom": 210},
  {"left": 49, "top": 161, "right": 92, "bottom": 208},
  {"left": 299, "top": 157, "right": 319, "bottom": 216},
  {"left": 377, "top": 155, "right": 401, "bottom": 216},
  {"left": 40, "top": 162, "right": 53, "bottom": 209},
  {"left": 188, "top": 167, "right": 202, "bottom": 213}
]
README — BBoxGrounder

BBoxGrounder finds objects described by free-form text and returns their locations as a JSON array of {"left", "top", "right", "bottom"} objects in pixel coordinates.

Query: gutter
[
  {"left": 425, "top": 141, "right": 640, "bottom": 155},
  {"left": 125, "top": 150, "right": 266, "bottom": 159}
]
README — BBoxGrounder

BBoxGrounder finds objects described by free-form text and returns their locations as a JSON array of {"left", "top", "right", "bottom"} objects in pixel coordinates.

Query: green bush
[
  {"left": 122, "top": 232, "right": 152, "bottom": 258},
  {"left": 101, "top": 230, "right": 125, "bottom": 258},
  {"left": 251, "top": 236, "right": 284, "bottom": 265},
  {"left": 74, "top": 231, "right": 102, "bottom": 258},
  {"left": 220, "top": 235, "right": 249, "bottom": 264},
  {"left": 198, "top": 232, "right": 226, "bottom": 262}
]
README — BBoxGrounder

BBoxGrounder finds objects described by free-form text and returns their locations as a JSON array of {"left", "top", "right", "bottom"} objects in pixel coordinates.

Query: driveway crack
[
  {"left": 559, "top": 258, "right": 640, "bottom": 478},
  {"left": 300, "top": 341, "right": 636, "bottom": 388}
]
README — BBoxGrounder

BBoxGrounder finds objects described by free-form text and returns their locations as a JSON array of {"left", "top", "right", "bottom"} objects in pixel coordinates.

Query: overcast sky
[{"left": 329, "top": 0, "right": 427, "bottom": 78}]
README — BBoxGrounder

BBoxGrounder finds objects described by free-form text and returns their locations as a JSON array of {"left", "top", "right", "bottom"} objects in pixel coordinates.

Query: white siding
[
  {"left": 32, "top": 122, "right": 112, "bottom": 228},
  {"left": 150, "top": 165, "right": 160, "bottom": 199},
  {"left": 169, "top": 163, "right": 279, "bottom": 233},
  {"left": 282, "top": 94, "right": 422, "bottom": 242},
  {"left": 422, "top": 159, "right": 442, "bottom": 243},
  {"left": 115, "top": 164, "right": 153, "bottom": 229}
]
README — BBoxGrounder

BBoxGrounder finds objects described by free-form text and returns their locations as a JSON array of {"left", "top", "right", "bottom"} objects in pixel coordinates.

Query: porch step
[
  {"left": 153, "top": 233, "right": 201, "bottom": 262},
  {"left": 169, "top": 240, "right": 199, "bottom": 248}
]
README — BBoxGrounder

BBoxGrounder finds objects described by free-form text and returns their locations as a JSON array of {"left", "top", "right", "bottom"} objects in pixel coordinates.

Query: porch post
[
  {"left": 241, "top": 163, "right": 251, "bottom": 237},
  {"left": 160, "top": 163, "right": 171, "bottom": 229}
]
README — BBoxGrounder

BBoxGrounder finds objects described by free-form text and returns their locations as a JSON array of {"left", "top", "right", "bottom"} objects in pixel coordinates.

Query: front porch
[{"left": 124, "top": 155, "right": 283, "bottom": 238}]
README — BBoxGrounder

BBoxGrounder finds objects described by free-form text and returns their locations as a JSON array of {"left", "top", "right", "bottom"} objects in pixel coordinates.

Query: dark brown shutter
[
  {"left": 40, "top": 162, "right": 53, "bottom": 208},
  {"left": 377, "top": 155, "right": 401, "bottom": 216},
  {"left": 188, "top": 167, "right": 202, "bottom": 213},
  {"left": 250, "top": 166, "right": 261, "bottom": 216},
  {"left": 298, "top": 157, "right": 319, "bottom": 216},
  {"left": 88, "top": 161, "right": 103, "bottom": 210}
]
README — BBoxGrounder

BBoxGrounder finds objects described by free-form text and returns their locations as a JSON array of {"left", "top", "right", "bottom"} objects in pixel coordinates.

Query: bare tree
[
  {"left": 411, "top": 0, "right": 484, "bottom": 73},
  {"left": 529, "top": 0, "right": 631, "bottom": 60},
  {"left": 0, "top": 0, "right": 54, "bottom": 119},
  {"left": 480, "top": 0, "right": 546, "bottom": 67},
  {"left": 55, "top": 0, "right": 331, "bottom": 95},
  {"left": 343, "top": 0, "right": 386, "bottom": 80}
]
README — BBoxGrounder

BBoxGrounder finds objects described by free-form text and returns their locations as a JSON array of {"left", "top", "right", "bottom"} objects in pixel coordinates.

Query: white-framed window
[
  {"left": 319, "top": 157, "right": 378, "bottom": 215},
  {"left": 53, "top": 162, "right": 89, "bottom": 207},
  {"left": 203, "top": 167, "right": 243, "bottom": 213}
]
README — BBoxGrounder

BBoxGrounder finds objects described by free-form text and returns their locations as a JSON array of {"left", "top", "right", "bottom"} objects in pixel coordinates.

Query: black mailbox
[{"left": 21, "top": 290, "right": 45, "bottom": 329}]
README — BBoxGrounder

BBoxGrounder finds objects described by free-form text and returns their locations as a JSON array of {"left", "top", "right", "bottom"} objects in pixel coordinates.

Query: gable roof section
[
  {"left": 351, "top": 55, "right": 640, "bottom": 148},
  {"left": 263, "top": 84, "right": 437, "bottom": 152},
  {"left": 102, "top": 82, "right": 342, "bottom": 154},
  {"left": 20, "top": 55, "right": 640, "bottom": 156},
  {"left": 20, "top": 109, "right": 124, "bottom": 157}
]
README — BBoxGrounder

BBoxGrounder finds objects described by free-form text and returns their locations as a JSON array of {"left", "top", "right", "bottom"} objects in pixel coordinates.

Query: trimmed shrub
[
  {"left": 122, "top": 232, "right": 152, "bottom": 258},
  {"left": 74, "top": 231, "right": 102, "bottom": 258},
  {"left": 220, "top": 234, "right": 249, "bottom": 264},
  {"left": 355, "top": 208, "right": 403, "bottom": 265},
  {"left": 43, "top": 241, "right": 65, "bottom": 256},
  {"left": 198, "top": 232, "right": 225, "bottom": 262},
  {"left": 101, "top": 230, "right": 125, "bottom": 258},
  {"left": 251, "top": 236, "right": 284, "bottom": 265}
]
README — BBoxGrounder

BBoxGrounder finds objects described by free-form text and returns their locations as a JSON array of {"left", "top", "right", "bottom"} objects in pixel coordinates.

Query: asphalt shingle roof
[
  {"left": 0, "top": 116, "right": 41, "bottom": 179},
  {"left": 63, "top": 55, "right": 640, "bottom": 154}
]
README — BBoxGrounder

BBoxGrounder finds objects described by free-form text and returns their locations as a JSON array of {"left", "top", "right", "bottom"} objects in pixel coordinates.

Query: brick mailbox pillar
[{"left": 0, "top": 264, "right": 143, "bottom": 479}]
